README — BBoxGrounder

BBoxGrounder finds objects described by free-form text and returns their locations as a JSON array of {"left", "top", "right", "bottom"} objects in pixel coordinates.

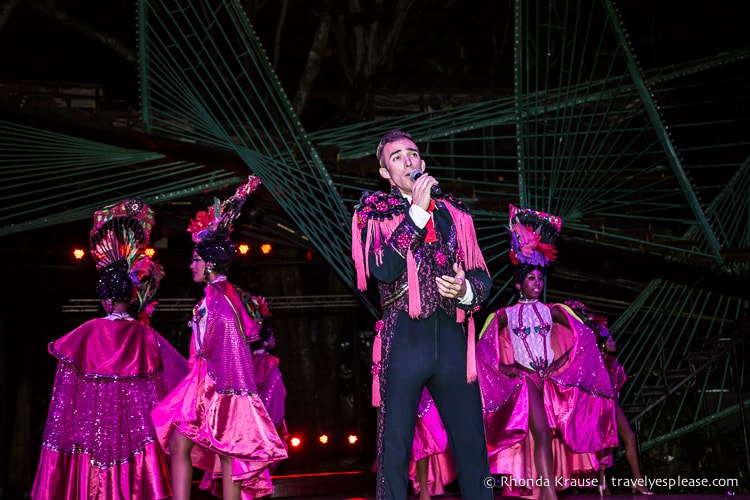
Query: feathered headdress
[
  {"left": 89, "top": 198, "right": 155, "bottom": 303},
  {"left": 508, "top": 204, "right": 562, "bottom": 268},
  {"left": 90, "top": 198, "right": 154, "bottom": 270},
  {"left": 187, "top": 176, "right": 261, "bottom": 271},
  {"left": 187, "top": 175, "right": 261, "bottom": 244}
]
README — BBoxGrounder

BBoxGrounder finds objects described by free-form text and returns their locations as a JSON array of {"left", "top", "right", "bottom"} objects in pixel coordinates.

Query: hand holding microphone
[{"left": 409, "top": 169, "right": 443, "bottom": 198}]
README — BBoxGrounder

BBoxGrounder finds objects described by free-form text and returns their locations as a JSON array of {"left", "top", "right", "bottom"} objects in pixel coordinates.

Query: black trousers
[{"left": 381, "top": 309, "right": 493, "bottom": 499}]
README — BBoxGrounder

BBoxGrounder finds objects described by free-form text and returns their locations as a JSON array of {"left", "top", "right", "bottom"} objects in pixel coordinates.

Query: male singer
[{"left": 352, "top": 129, "right": 493, "bottom": 499}]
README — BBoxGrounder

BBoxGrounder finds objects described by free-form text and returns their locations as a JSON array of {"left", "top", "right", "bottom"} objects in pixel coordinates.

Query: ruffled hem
[
  {"left": 408, "top": 451, "right": 457, "bottom": 496},
  {"left": 31, "top": 441, "right": 171, "bottom": 500},
  {"left": 152, "top": 358, "right": 287, "bottom": 479},
  {"left": 198, "top": 468, "right": 274, "bottom": 500},
  {"left": 488, "top": 434, "right": 600, "bottom": 498}
]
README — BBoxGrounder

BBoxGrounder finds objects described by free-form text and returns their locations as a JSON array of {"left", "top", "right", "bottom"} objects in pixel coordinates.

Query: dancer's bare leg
[
  {"left": 527, "top": 382, "right": 557, "bottom": 500},
  {"left": 416, "top": 457, "right": 431, "bottom": 500},
  {"left": 220, "top": 455, "right": 242, "bottom": 500},
  {"left": 169, "top": 430, "right": 195, "bottom": 500},
  {"left": 616, "top": 405, "right": 653, "bottom": 494}
]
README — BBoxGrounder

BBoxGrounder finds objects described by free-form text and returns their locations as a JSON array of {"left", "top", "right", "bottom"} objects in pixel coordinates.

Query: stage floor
[{"left": 190, "top": 470, "right": 749, "bottom": 500}]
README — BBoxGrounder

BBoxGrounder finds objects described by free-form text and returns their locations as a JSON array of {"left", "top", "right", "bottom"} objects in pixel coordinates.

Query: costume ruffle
[
  {"left": 31, "top": 320, "right": 189, "bottom": 500},
  {"left": 408, "top": 388, "right": 457, "bottom": 496},
  {"left": 152, "top": 356, "right": 285, "bottom": 498},
  {"left": 477, "top": 304, "right": 617, "bottom": 496},
  {"left": 32, "top": 441, "right": 170, "bottom": 500}
]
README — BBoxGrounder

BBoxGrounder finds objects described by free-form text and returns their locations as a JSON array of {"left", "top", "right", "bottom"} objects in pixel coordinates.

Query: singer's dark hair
[{"left": 376, "top": 129, "right": 415, "bottom": 162}]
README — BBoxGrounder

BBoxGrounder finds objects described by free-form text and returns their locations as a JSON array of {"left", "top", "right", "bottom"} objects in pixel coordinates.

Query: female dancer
[
  {"left": 32, "top": 199, "right": 188, "bottom": 500},
  {"left": 568, "top": 303, "right": 653, "bottom": 495},
  {"left": 151, "top": 177, "right": 287, "bottom": 500},
  {"left": 476, "top": 205, "right": 617, "bottom": 500}
]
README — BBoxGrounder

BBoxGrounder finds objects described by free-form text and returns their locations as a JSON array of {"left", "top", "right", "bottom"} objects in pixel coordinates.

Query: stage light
[
  {"left": 306, "top": 251, "right": 312, "bottom": 262},
  {"left": 238, "top": 243, "right": 250, "bottom": 255},
  {"left": 144, "top": 247, "right": 156, "bottom": 258},
  {"left": 260, "top": 243, "right": 272, "bottom": 255},
  {"left": 73, "top": 248, "right": 86, "bottom": 260},
  {"left": 318, "top": 434, "right": 329, "bottom": 445},
  {"left": 289, "top": 436, "right": 302, "bottom": 448},
  {"left": 346, "top": 434, "right": 359, "bottom": 445}
]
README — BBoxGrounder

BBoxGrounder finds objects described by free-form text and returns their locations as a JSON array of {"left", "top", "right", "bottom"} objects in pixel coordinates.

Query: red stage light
[
  {"left": 238, "top": 243, "right": 250, "bottom": 255},
  {"left": 346, "top": 434, "right": 358, "bottom": 445},
  {"left": 318, "top": 434, "right": 329, "bottom": 445},
  {"left": 144, "top": 247, "right": 156, "bottom": 258},
  {"left": 73, "top": 248, "right": 86, "bottom": 260},
  {"left": 289, "top": 436, "right": 302, "bottom": 448},
  {"left": 260, "top": 243, "right": 272, "bottom": 255}
]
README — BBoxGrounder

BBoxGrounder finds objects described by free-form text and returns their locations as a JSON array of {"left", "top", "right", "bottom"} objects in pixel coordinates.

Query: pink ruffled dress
[
  {"left": 476, "top": 302, "right": 617, "bottom": 497},
  {"left": 408, "top": 388, "right": 457, "bottom": 496},
  {"left": 31, "top": 315, "right": 189, "bottom": 500},
  {"left": 151, "top": 278, "right": 287, "bottom": 499},
  {"left": 199, "top": 350, "right": 289, "bottom": 497},
  {"left": 251, "top": 351, "right": 287, "bottom": 436}
]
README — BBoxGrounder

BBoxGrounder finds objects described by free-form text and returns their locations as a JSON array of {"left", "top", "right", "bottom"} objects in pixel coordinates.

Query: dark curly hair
[
  {"left": 95, "top": 260, "right": 135, "bottom": 303},
  {"left": 195, "top": 229, "right": 236, "bottom": 274},
  {"left": 249, "top": 323, "right": 275, "bottom": 352}
]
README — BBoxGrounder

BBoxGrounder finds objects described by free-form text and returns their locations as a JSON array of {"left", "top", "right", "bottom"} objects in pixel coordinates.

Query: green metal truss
[{"left": 611, "top": 278, "right": 749, "bottom": 479}]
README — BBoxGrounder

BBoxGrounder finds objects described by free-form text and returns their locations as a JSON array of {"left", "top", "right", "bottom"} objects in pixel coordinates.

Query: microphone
[{"left": 409, "top": 169, "right": 443, "bottom": 198}]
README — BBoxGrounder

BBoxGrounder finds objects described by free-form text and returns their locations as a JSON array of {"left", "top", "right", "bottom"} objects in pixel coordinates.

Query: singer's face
[{"left": 379, "top": 138, "right": 425, "bottom": 195}]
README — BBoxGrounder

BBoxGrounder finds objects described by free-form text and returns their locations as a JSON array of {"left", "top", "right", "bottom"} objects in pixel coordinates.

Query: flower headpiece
[
  {"left": 89, "top": 198, "right": 155, "bottom": 303},
  {"left": 565, "top": 300, "right": 610, "bottom": 338},
  {"left": 234, "top": 286, "right": 271, "bottom": 343},
  {"left": 565, "top": 300, "right": 591, "bottom": 322},
  {"left": 187, "top": 175, "right": 261, "bottom": 244},
  {"left": 131, "top": 256, "right": 166, "bottom": 323},
  {"left": 238, "top": 288, "right": 272, "bottom": 322},
  {"left": 592, "top": 314, "right": 610, "bottom": 338},
  {"left": 508, "top": 204, "right": 562, "bottom": 267}
]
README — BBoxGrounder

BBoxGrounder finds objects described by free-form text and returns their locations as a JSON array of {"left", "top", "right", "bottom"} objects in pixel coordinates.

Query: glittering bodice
[{"left": 507, "top": 301, "right": 554, "bottom": 372}]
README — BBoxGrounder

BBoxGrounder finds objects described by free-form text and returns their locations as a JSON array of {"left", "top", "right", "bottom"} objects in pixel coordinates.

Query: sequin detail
[{"left": 508, "top": 301, "right": 554, "bottom": 373}]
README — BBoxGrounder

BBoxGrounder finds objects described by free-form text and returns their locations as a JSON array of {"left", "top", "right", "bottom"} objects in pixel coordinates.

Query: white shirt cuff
[
  {"left": 458, "top": 281, "right": 474, "bottom": 305},
  {"left": 409, "top": 205, "right": 431, "bottom": 229}
]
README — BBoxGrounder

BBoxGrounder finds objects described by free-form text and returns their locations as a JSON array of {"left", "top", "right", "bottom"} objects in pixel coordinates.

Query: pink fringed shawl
[{"left": 353, "top": 198, "right": 487, "bottom": 384}]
